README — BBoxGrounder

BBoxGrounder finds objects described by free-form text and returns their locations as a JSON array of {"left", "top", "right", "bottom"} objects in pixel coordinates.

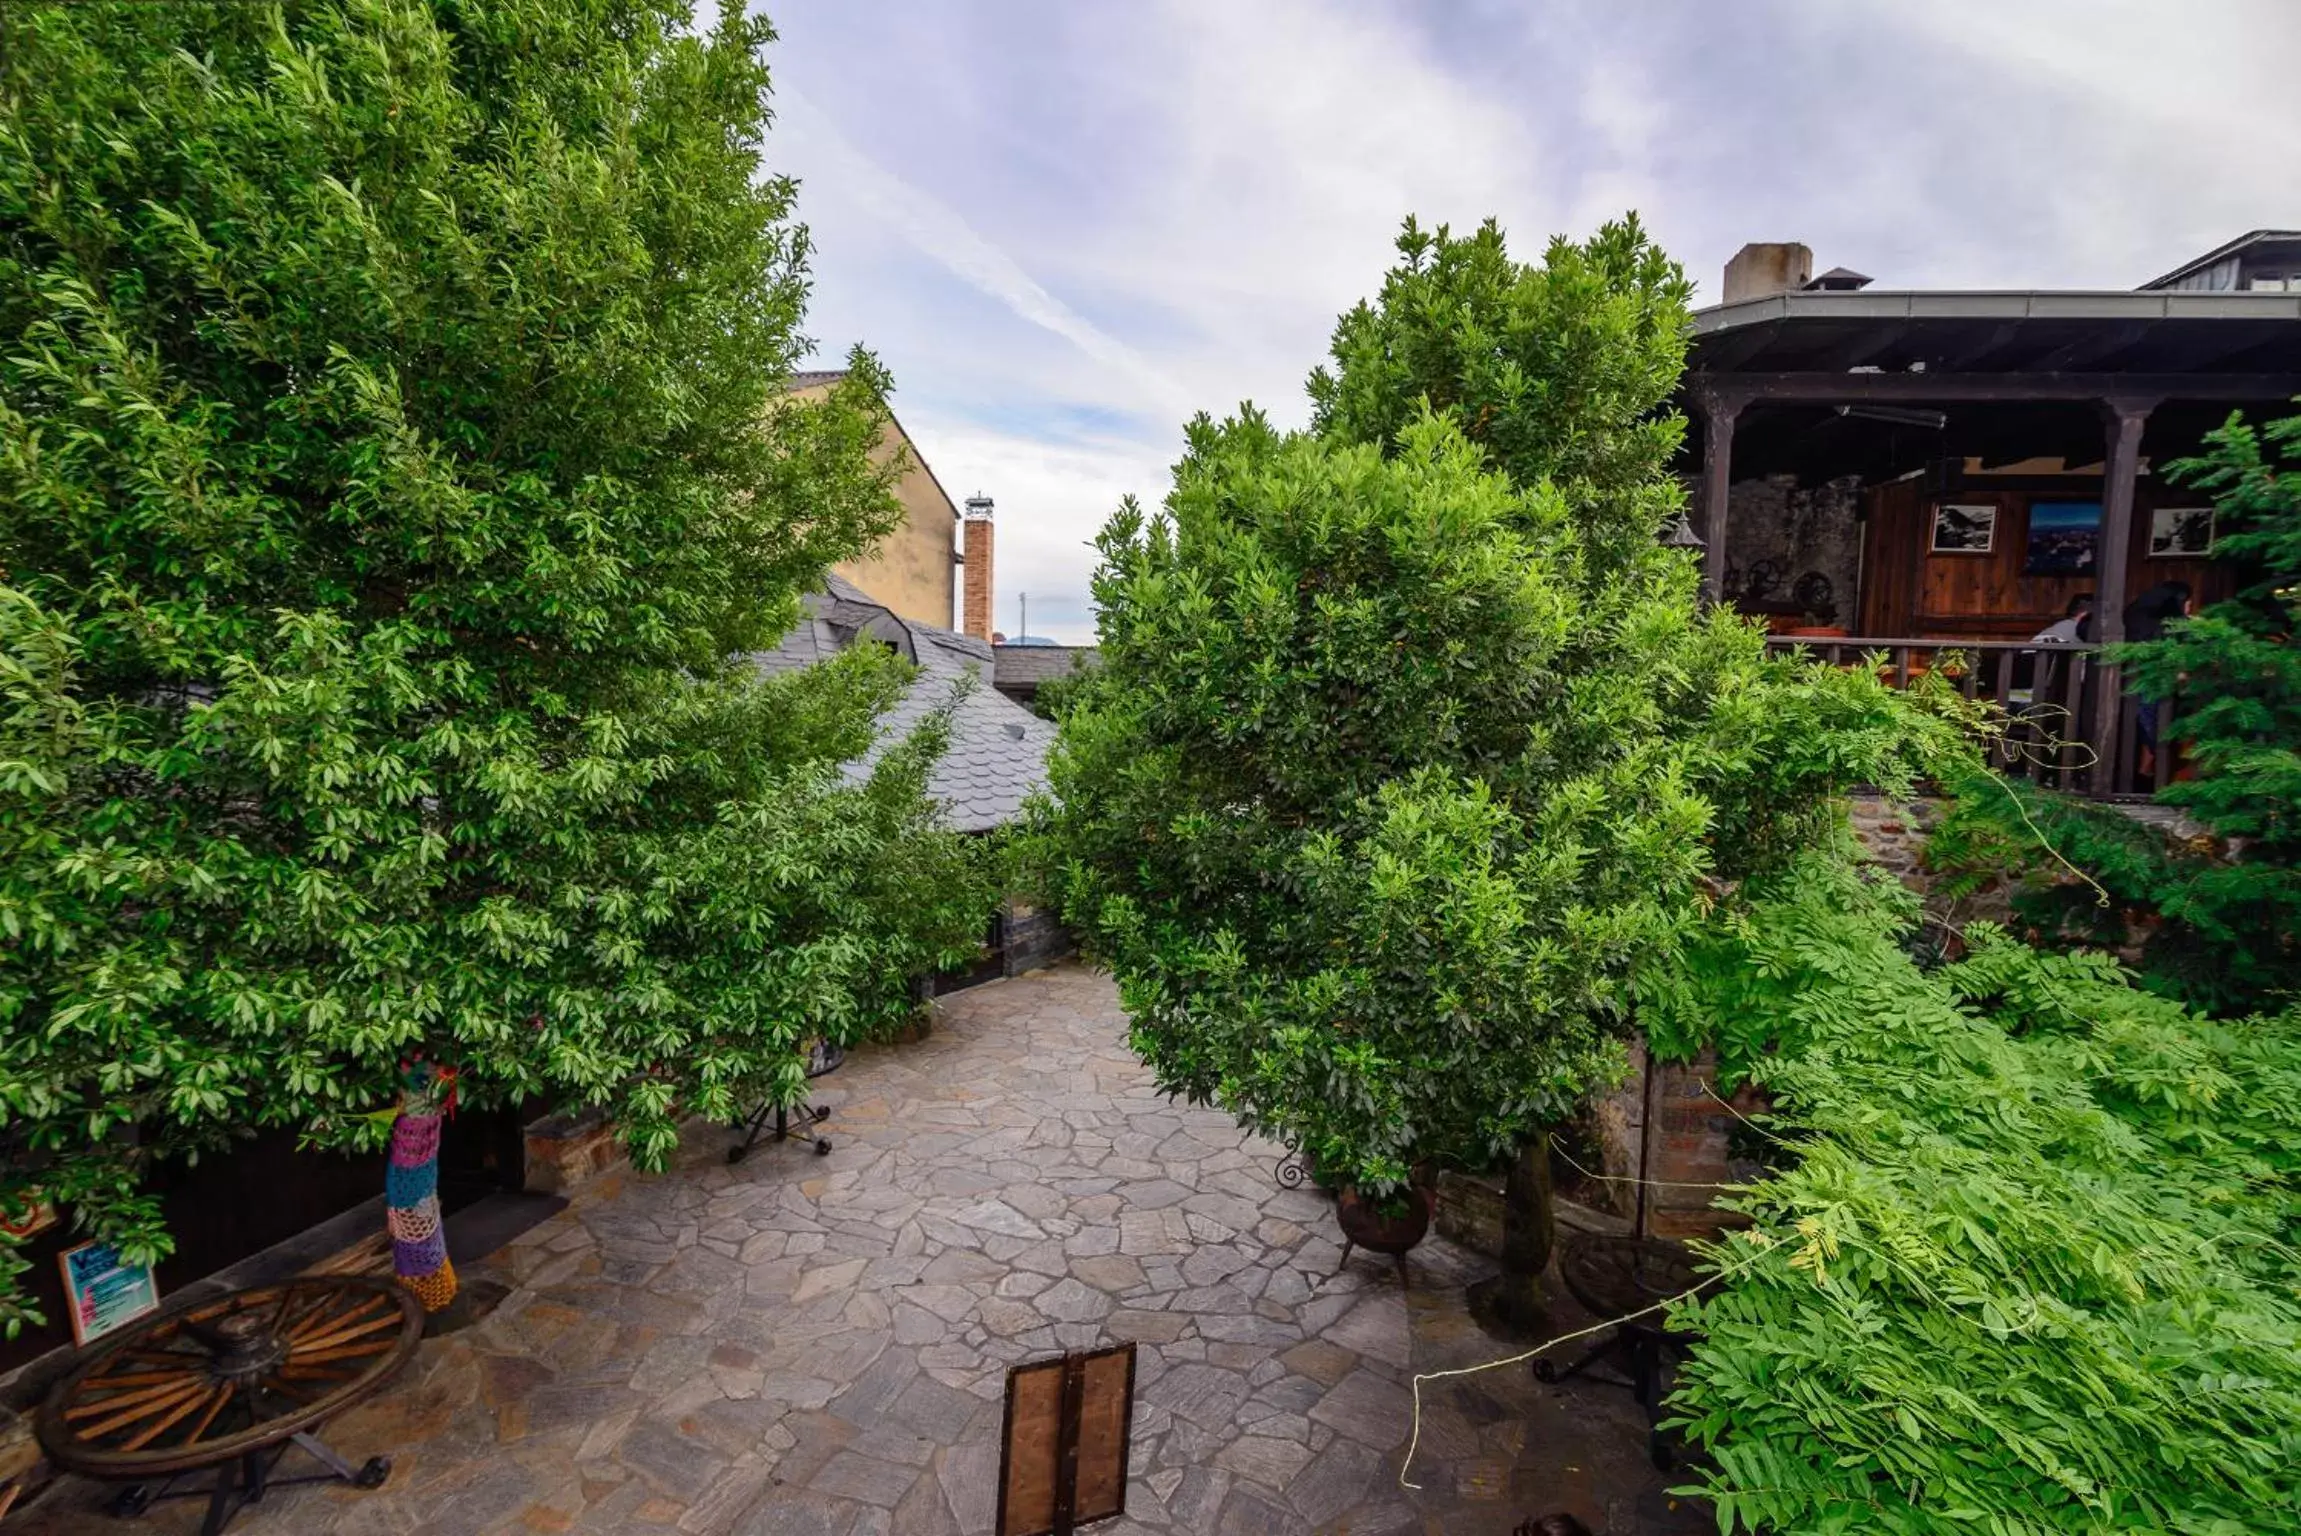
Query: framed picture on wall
[
  {"left": 1929, "top": 503, "right": 1996, "bottom": 553},
  {"left": 2023, "top": 501, "right": 2101, "bottom": 575},
  {"left": 2149, "top": 505, "right": 2216, "bottom": 557}
]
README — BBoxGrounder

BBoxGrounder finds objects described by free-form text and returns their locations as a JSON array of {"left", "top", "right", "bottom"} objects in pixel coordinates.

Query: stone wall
[
  {"left": 1432, "top": 1169, "right": 1628, "bottom": 1261},
  {"left": 522, "top": 1102, "right": 629, "bottom": 1196},
  {"left": 1000, "top": 899, "right": 1076, "bottom": 977},
  {"left": 1722, "top": 474, "right": 1864, "bottom": 626},
  {"left": 1589, "top": 1042, "right": 1767, "bottom": 1241},
  {"left": 1847, "top": 790, "right": 1945, "bottom": 892}
]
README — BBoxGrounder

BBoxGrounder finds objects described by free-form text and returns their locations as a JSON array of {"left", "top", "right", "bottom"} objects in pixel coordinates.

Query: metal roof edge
[
  {"left": 1692, "top": 288, "right": 2301, "bottom": 334},
  {"left": 2138, "top": 229, "right": 2301, "bottom": 291}
]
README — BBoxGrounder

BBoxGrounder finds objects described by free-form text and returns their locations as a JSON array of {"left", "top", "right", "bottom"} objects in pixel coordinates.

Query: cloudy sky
[{"left": 758, "top": 0, "right": 2299, "bottom": 642}]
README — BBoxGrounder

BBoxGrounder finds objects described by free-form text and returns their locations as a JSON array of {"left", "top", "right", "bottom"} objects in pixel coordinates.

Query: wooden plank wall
[{"left": 1860, "top": 477, "right": 2235, "bottom": 639}]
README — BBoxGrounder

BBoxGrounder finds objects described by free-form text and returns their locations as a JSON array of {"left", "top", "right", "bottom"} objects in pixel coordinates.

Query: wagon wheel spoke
[
  {"left": 285, "top": 1286, "right": 374, "bottom": 1344},
  {"left": 65, "top": 1375, "right": 203, "bottom": 1425},
  {"left": 271, "top": 1281, "right": 336, "bottom": 1340},
  {"left": 174, "top": 1383, "right": 238, "bottom": 1451},
  {"left": 118, "top": 1383, "right": 226, "bottom": 1453},
  {"left": 75, "top": 1380, "right": 211, "bottom": 1443},
  {"left": 291, "top": 1300, "right": 402, "bottom": 1357},
  {"left": 107, "top": 1342, "right": 209, "bottom": 1372}
]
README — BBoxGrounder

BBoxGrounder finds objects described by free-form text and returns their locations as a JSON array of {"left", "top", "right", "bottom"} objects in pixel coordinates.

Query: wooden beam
[
  {"left": 1937, "top": 321, "right": 2025, "bottom": 371},
  {"left": 1694, "top": 370, "right": 2301, "bottom": 407},
  {"left": 1813, "top": 322, "right": 1911, "bottom": 372},
  {"left": 1695, "top": 391, "right": 1741, "bottom": 607},
  {"left": 1695, "top": 323, "right": 1785, "bottom": 373},
  {"left": 2090, "top": 398, "right": 2154, "bottom": 795}
]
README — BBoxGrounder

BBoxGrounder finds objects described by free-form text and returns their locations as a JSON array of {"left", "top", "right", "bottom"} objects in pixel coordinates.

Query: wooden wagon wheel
[{"left": 37, "top": 1275, "right": 421, "bottom": 1481}]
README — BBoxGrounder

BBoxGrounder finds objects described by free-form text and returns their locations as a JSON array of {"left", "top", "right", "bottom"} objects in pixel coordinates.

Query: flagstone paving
[{"left": 20, "top": 963, "right": 1709, "bottom": 1535}]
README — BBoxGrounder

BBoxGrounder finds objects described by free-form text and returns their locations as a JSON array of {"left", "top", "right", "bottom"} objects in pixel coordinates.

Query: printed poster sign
[
  {"left": 1929, "top": 503, "right": 1997, "bottom": 554},
  {"left": 59, "top": 1240, "right": 161, "bottom": 1347}
]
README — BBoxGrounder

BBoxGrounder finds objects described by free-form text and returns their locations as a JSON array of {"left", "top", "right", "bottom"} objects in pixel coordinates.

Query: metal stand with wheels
[
  {"left": 107, "top": 1431, "right": 392, "bottom": 1535},
  {"left": 726, "top": 1100, "right": 833, "bottom": 1164},
  {"left": 727, "top": 1039, "right": 845, "bottom": 1165}
]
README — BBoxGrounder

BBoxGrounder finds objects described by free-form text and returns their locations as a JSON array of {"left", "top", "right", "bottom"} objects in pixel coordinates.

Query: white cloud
[
  {"left": 904, "top": 415, "right": 1172, "bottom": 644},
  {"left": 775, "top": 89, "right": 1197, "bottom": 424},
  {"left": 1058, "top": 0, "right": 1555, "bottom": 419},
  {"left": 762, "top": 0, "right": 2299, "bottom": 646}
]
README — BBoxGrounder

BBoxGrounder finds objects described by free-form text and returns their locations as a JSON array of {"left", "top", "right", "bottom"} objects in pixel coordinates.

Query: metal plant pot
[{"left": 1334, "top": 1185, "right": 1431, "bottom": 1285}]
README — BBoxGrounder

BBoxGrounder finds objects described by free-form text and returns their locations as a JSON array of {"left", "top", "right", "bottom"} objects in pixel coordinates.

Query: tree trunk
[{"left": 1470, "top": 1128, "right": 1554, "bottom": 1338}]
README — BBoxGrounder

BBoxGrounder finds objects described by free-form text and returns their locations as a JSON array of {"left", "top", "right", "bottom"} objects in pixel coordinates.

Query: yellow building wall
[{"left": 786, "top": 382, "right": 957, "bottom": 629}]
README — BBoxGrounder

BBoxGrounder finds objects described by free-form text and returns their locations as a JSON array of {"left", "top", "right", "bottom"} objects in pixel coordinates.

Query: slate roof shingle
[{"left": 747, "top": 574, "right": 1055, "bottom": 833}]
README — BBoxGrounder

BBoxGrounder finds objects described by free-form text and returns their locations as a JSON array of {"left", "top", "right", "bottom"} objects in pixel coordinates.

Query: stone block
[
  {"left": 524, "top": 1102, "right": 628, "bottom": 1196},
  {"left": 1433, "top": 1169, "right": 1504, "bottom": 1258},
  {"left": 1000, "top": 901, "right": 1077, "bottom": 977}
]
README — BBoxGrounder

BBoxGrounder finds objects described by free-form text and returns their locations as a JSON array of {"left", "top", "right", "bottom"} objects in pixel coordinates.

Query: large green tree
[
  {"left": 0, "top": 0, "right": 989, "bottom": 1329},
  {"left": 1035, "top": 217, "right": 1958, "bottom": 1327}
]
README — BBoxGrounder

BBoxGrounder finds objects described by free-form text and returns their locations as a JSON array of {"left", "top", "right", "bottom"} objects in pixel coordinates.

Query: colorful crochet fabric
[{"left": 388, "top": 1105, "right": 456, "bottom": 1313}]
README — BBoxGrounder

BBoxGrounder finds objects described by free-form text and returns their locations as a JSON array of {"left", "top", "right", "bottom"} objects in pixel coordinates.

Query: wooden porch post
[
  {"left": 1696, "top": 389, "right": 1742, "bottom": 607},
  {"left": 2090, "top": 397, "right": 2155, "bottom": 794}
]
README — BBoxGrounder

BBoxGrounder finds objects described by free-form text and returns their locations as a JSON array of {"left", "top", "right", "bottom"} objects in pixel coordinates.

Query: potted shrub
[{"left": 1334, "top": 1183, "right": 1433, "bottom": 1283}]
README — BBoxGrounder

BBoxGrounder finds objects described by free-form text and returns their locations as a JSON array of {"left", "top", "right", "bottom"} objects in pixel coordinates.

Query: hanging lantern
[{"left": 1661, "top": 510, "right": 1706, "bottom": 548}]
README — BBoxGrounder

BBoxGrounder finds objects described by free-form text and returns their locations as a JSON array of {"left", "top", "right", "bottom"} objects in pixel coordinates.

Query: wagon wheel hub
[{"left": 198, "top": 1310, "right": 289, "bottom": 1385}]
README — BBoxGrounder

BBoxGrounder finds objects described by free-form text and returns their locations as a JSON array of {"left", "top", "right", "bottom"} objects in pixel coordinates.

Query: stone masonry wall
[
  {"left": 1578, "top": 792, "right": 1948, "bottom": 1241},
  {"left": 1589, "top": 1042, "right": 1767, "bottom": 1241},
  {"left": 1722, "top": 474, "right": 1864, "bottom": 626},
  {"left": 1847, "top": 790, "right": 1946, "bottom": 892}
]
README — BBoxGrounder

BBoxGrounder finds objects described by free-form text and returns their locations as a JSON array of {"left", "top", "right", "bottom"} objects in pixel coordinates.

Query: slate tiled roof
[
  {"left": 748, "top": 574, "right": 1055, "bottom": 832},
  {"left": 989, "top": 643, "right": 1098, "bottom": 699}
]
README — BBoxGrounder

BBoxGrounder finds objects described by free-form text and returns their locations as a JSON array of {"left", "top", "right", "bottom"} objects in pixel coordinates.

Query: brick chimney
[
  {"left": 1722, "top": 242, "right": 1812, "bottom": 303},
  {"left": 962, "top": 494, "right": 994, "bottom": 641}
]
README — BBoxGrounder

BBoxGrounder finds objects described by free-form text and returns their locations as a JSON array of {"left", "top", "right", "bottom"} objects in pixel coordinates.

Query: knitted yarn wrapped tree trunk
[{"left": 386, "top": 1064, "right": 457, "bottom": 1313}]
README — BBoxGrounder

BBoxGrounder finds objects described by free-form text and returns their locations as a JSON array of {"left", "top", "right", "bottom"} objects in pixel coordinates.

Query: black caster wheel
[
  {"left": 725, "top": 1146, "right": 749, "bottom": 1165},
  {"left": 1532, "top": 1358, "right": 1559, "bottom": 1383},
  {"left": 108, "top": 1484, "right": 155, "bottom": 1518},
  {"left": 812, "top": 1138, "right": 832, "bottom": 1156},
  {"left": 355, "top": 1455, "right": 393, "bottom": 1489}
]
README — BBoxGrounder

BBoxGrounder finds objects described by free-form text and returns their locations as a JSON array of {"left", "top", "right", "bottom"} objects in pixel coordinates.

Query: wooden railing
[{"left": 1761, "top": 636, "right": 2175, "bottom": 799}]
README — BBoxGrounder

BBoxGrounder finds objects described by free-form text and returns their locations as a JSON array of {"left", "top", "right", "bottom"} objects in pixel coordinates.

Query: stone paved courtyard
[{"left": 20, "top": 963, "right": 1709, "bottom": 1535}]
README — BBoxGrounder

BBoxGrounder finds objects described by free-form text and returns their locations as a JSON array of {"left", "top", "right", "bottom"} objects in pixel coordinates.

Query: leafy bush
[
  {"left": 1663, "top": 858, "right": 2301, "bottom": 1534},
  {"left": 0, "top": 0, "right": 991, "bottom": 1331},
  {"left": 1043, "top": 406, "right": 1710, "bottom": 1183}
]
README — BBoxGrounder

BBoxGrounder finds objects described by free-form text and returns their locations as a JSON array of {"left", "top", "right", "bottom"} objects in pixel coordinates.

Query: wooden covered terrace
[{"left": 1680, "top": 285, "right": 2301, "bottom": 797}]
